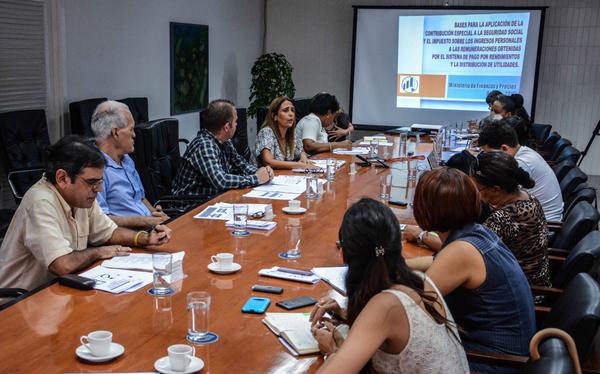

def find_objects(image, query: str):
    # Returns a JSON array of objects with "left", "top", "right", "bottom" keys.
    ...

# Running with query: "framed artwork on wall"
[{"left": 170, "top": 22, "right": 208, "bottom": 115}]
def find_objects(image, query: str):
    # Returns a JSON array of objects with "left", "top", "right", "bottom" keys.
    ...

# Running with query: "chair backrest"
[
  {"left": 541, "top": 132, "right": 561, "bottom": 153},
  {"left": 532, "top": 123, "right": 552, "bottom": 143},
  {"left": 132, "top": 118, "right": 181, "bottom": 204},
  {"left": 552, "top": 201, "right": 600, "bottom": 250},
  {"left": 552, "top": 231, "right": 600, "bottom": 288},
  {"left": 542, "top": 273, "right": 600, "bottom": 362},
  {"left": 256, "top": 106, "right": 269, "bottom": 134},
  {"left": 560, "top": 167, "right": 588, "bottom": 202},
  {"left": 523, "top": 337, "right": 576, "bottom": 374},
  {"left": 555, "top": 146, "right": 581, "bottom": 165},
  {"left": 0, "top": 109, "right": 51, "bottom": 200},
  {"left": 552, "top": 159, "right": 576, "bottom": 183},
  {"left": 549, "top": 138, "right": 572, "bottom": 161},
  {"left": 231, "top": 108, "right": 251, "bottom": 162},
  {"left": 69, "top": 97, "right": 107, "bottom": 137},
  {"left": 117, "top": 97, "right": 149, "bottom": 124},
  {"left": 563, "top": 184, "right": 597, "bottom": 218},
  {"left": 292, "top": 97, "right": 312, "bottom": 122}
]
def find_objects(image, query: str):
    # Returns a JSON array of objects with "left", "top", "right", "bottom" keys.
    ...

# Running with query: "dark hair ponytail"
[
  {"left": 475, "top": 151, "right": 535, "bottom": 192},
  {"left": 341, "top": 198, "right": 459, "bottom": 372}
]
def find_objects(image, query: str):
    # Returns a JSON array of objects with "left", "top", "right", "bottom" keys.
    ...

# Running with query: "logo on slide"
[{"left": 400, "top": 76, "right": 420, "bottom": 93}]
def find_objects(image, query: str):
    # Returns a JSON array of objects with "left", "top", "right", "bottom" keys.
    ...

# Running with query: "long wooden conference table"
[{"left": 0, "top": 143, "right": 431, "bottom": 373}]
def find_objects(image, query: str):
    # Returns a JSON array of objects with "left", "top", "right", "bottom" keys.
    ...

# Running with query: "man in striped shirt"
[{"left": 172, "top": 99, "right": 273, "bottom": 200}]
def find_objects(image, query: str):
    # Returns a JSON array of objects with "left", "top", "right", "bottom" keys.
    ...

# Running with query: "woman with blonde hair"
[{"left": 255, "top": 97, "right": 313, "bottom": 169}]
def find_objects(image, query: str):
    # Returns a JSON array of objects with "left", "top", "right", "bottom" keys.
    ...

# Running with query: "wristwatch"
[{"left": 417, "top": 230, "right": 428, "bottom": 246}]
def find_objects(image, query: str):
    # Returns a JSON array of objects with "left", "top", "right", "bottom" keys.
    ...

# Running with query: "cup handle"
[
  {"left": 210, "top": 256, "right": 217, "bottom": 264},
  {"left": 80, "top": 336, "right": 90, "bottom": 350}
]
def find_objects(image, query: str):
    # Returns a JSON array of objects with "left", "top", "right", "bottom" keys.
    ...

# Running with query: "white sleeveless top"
[{"left": 371, "top": 275, "right": 469, "bottom": 374}]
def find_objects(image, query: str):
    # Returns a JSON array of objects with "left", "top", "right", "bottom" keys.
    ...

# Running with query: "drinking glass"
[
  {"left": 305, "top": 173, "right": 320, "bottom": 198},
  {"left": 379, "top": 175, "right": 391, "bottom": 200},
  {"left": 152, "top": 252, "right": 173, "bottom": 295},
  {"left": 326, "top": 158, "right": 336, "bottom": 181},
  {"left": 369, "top": 139, "right": 378, "bottom": 158},
  {"left": 187, "top": 291, "right": 211, "bottom": 343},
  {"left": 285, "top": 224, "right": 302, "bottom": 259},
  {"left": 232, "top": 204, "right": 249, "bottom": 236},
  {"left": 398, "top": 133, "right": 407, "bottom": 157}
]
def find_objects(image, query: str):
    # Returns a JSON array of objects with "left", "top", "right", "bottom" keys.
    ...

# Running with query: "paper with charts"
[{"left": 193, "top": 202, "right": 269, "bottom": 220}]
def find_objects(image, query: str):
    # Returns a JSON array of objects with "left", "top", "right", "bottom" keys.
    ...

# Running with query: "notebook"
[
  {"left": 311, "top": 266, "right": 347, "bottom": 295},
  {"left": 262, "top": 312, "right": 320, "bottom": 356}
]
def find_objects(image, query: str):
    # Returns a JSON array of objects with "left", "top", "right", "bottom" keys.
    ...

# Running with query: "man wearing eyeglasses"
[
  {"left": 0, "top": 135, "right": 172, "bottom": 295},
  {"left": 91, "top": 100, "right": 168, "bottom": 228}
]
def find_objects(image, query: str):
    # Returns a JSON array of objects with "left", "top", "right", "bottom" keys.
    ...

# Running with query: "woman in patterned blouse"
[
  {"left": 255, "top": 97, "right": 314, "bottom": 169},
  {"left": 473, "top": 151, "right": 551, "bottom": 288}
]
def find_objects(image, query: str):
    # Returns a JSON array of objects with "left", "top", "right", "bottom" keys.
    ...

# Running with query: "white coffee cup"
[
  {"left": 168, "top": 344, "right": 195, "bottom": 371},
  {"left": 80, "top": 330, "right": 112, "bottom": 356},
  {"left": 288, "top": 200, "right": 301, "bottom": 210},
  {"left": 211, "top": 252, "right": 234, "bottom": 269}
]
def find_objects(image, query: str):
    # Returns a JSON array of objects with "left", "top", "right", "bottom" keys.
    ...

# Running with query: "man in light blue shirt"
[{"left": 92, "top": 100, "right": 168, "bottom": 228}]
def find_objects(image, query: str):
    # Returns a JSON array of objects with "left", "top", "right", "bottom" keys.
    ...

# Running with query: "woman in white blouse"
[{"left": 255, "top": 97, "right": 313, "bottom": 169}]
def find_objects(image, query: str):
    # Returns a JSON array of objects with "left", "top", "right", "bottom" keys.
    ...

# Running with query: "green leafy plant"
[{"left": 248, "top": 53, "right": 295, "bottom": 118}]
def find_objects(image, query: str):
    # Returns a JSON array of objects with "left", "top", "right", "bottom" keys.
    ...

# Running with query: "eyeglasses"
[
  {"left": 336, "top": 240, "right": 343, "bottom": 250},
  {"left": 79, "top": 177, "right": 103, "bottom": 191}
]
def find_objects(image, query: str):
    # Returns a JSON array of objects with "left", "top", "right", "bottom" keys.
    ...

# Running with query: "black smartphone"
[
  {"left": 276, "top": 296, "right": 318, "bottom": 310},
  {"left": 252, "top": 284, "right": 284, "bottom": 294},
  {"left": 389, "top": 199, "right": 409, "bottom": 207},
  {"left": 355, "top": 155, "right": 370, "bottom": 167},
  {"left": 58, "top": 274, "right": 96, "bottom": 290}
]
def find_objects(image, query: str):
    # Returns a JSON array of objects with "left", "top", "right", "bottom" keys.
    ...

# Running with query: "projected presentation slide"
[{"left": 396, "top": 12, "right": 530, "bottom": 111}]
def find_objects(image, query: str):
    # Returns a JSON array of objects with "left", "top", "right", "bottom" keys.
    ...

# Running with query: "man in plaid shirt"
[{"left": 172, "top": 99, "right": 273, "bottom": 200}]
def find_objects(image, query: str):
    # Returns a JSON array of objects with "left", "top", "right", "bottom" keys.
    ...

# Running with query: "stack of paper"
[
  {"left": 258, "top": 267, "right": 320, "bottom": 284},
  {"left": 102, "top": 252, "right": 185, "bottom": 271},
  {"left": 311, "top": 266, "right": 347, "bottom": 295},
  {"left": 263, "top": 312, "right": 320, "bottom": 355},
  {"left": 363, "top": 136, "right": 388, "bottom": 142},
  {"left": 193, "top": 203, "right": 269, "bottom": 220},
  {"left": 225, "top": 219, "right": 276, "bottom": 231},
  {"left": 245, "top": 175, "right": 326, "bottom": 201},
  {"left": 80, "top": 266, "right": 153, "bottom": 294},
  {"left": 291, "top": 159, "right": 346, "bottom": 173},
  {"left": 333, "top": 147, "right": 369, "bottom": 155}
]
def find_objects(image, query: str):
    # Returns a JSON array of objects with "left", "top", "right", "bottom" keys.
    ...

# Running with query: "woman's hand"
[
  {"left": 311, "top": 320, "right": 339, "bottom": 356},
  {"left": 310, "top": 297, "right": 343, "bottom": 325},
  {"left": 403, "top": 225, "right": 422, "bottom": 242}
]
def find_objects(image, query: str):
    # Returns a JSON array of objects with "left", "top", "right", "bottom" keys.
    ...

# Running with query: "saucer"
[
  {"left": 207, "top": 262, "right": 241, "bottom": 274},
  {"left": 282, "top": 207, "right": 307, "bottom": 215},
  {"left": 154, "top": 356, "right": 204, "bottom": 374},
  {"left": 75, "top": 342, "right": 124, "bottom": 362}
]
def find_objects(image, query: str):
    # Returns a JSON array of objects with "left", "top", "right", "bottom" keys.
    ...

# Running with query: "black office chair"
[
  {"left": 133, "top": 119, "right": 205, "bottom": 217},
  {"left": 467, "top": 273, "right": 600, "bottom": 371},
  {"left": 540, "top": 273, "right": 600, "bottom": 363},
  {"left": 523, "top": 329, "right": 579, "bottom": 374},
  {"left": 539, "top": 132, "right": 561, "bottom": 159},
  {"left": 117, "top": 97, "right": 149, "bottom": 124},
  {"left": 547, "top": 138, "right": 572, "bottom": 163},
  {"left": 232, "top": 108, "right": 252, "bottom": 162},
  {"left": 293, "top": 97, "right": 312, "bottom": 122},
  {"left": 550, "top": 201, "right": 599, "bottom": 253},
  {"left": 559, "top": 167, "right": 588, "bottom": 202},
  {"left": 0, "top": 209, "right": 15, "bottom": 238},
  {"left": 552, "top": 159, "right": 576, "bottom": 183},
  {"left": 0, "top": 109, "right": 50, "bottom": 203},
  {"left": 531, "top": 123, "right": 552, "bottom": 144},
  {"left": 563, "top": 184, "right": 596, "bottom": 219},
  {"left": 550, "top": 231, "right": 600, "bottom": 289},
  {"left": 256, "top": 106, "right": 269, "bottom": 134},
  {"left": 69, "top": 97, "right": 107, "bottom": 137},
  {"left": 554, "top": 146, "right": 581, "bottom": 165}
]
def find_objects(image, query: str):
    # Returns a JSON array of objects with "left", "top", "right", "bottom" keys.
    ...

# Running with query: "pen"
[
  {"left": 146, "top": 225, "right": 156, "bottom": 233},
  {"left": 278, "top": 267, "right": 313, "bottom": 276}
]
